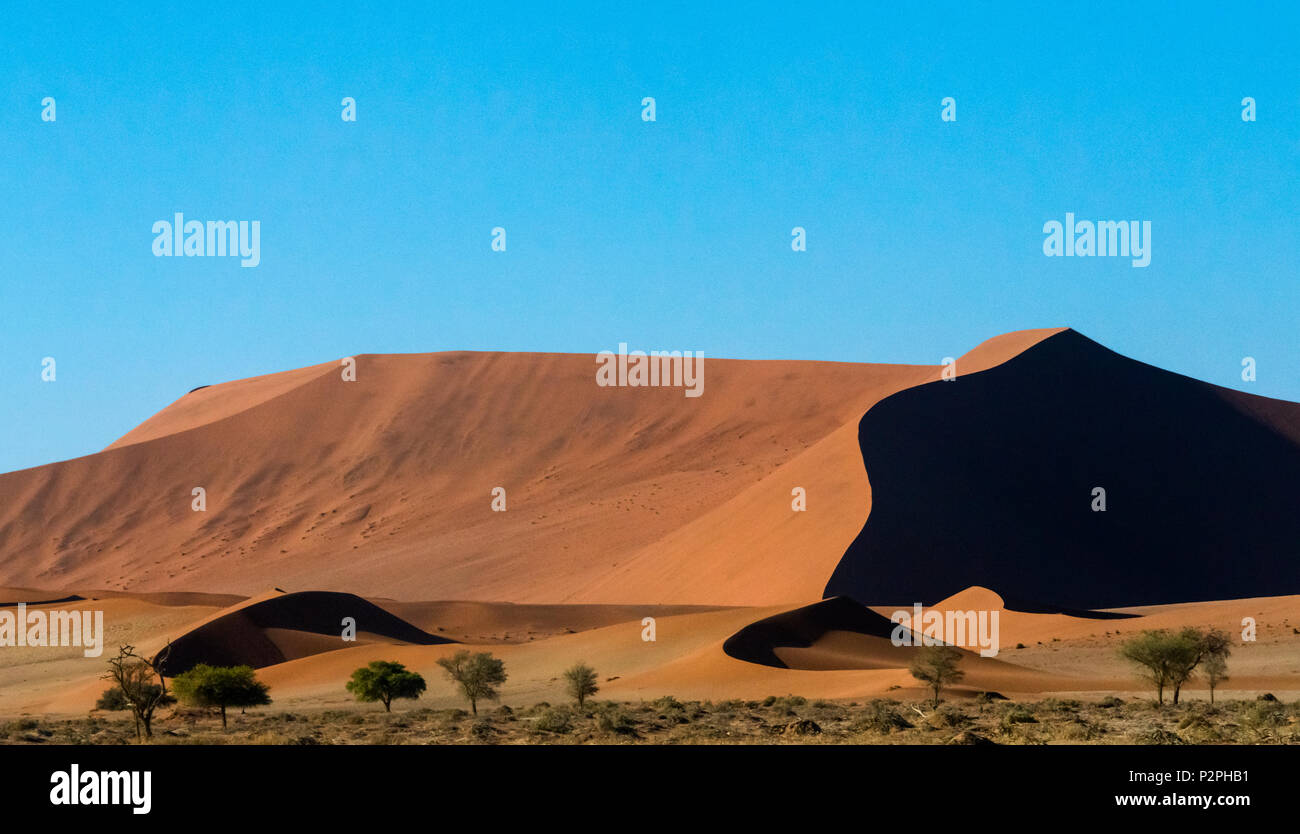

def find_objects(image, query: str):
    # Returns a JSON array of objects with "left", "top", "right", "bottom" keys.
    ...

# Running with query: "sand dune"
[
  {"left": 826, "top": 328, "right": 1300, "bottom": 608},
  {"left": 3, "top": 328, "right": 1298, "bottom": 719},
  {"left": 0, "top": 351, "right": 940, "bottom": 602},
  {"left": 155, "top": 590, "right": 451, "bottom": 675},
  {"left": 723, "top": 596, "right": 903, "bottom": 668},
  {"left": 0, "top": 330, "right": 1070, "bottom": 606}
]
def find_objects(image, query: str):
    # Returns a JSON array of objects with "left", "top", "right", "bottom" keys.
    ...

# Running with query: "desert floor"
[{"left": 2, "top": 584, "right": 1297, "bottom": 741}]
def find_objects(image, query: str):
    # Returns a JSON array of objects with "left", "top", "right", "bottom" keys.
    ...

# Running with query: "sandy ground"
[{"left": 1, "top": 586, "right": 1296, "bottom": 718}]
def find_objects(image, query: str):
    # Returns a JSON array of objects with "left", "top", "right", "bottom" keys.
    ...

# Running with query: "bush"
[
  {"left": 1057, "top": 717, "right": 1103, "bottom": 741},
  {"left": 95, "top": 688, "right": 131, "bottom": 711},
  {"left": 1135, "top": 727, "right": 1186, "bottom": 745},
  {"left": 761, "top": 695, "right": 806, "bottom": 715},
  {"left": 1000, "top": 708, "right": 1038, "bottom": 732},
  {"left": 597, "top": 706, "right": 638, "bottom": 736},
  {"left": 652, "top": 696, "right": 687, "bottom": 716},
  {"left": 1039, "top": 698, "right": 1081, "bottom": 713},
  {"left": 563, "top": 663, "right": 600, "bottom": 707},
  {"left": 851, "top": 700, "right": 911, "bottom": 734},
  {"left": 534, "top": 707, "right": 573, "bottom": 734},
  {"left": 1244, "top": 700, "right": 1288, "bottom": 729},
  {"left": 470, "top": 720, "right": 499, "bottom": 743}
]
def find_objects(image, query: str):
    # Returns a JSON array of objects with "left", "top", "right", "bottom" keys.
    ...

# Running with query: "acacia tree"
[
  {"left": 345, "top": 660, "right": 427, "bottom": 712},
  {"left": 1166, "top": 628, "right": 1210, "bottom": 705},
  {"left": 1119, "top": 630, "right": 1178, "bottom": 704},
  {"left": 1121, "top": 628, "right": 1230, "bottom": 705},
  {"left": 908, "top": 645, "right": 965, "bottom": 708},
  {"left": 437, "top": 650, "right": 507, "bottom": 715},
  {"left": 564, "top": 662, "right": 600, "bottom": 708},
  {"left": 1200, "top": 629, "right": 1231, "bottom": 704},
  {"left": 171, "top": 664, "right": 272, "bottom": 728},
  {"left": 102, "top": 644, "right": 174, "bottom": 741}
]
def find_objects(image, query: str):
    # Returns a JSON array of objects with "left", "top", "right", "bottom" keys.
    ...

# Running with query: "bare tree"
[{"left": 102, "top": 644, "right": 174, "bottom": 741}]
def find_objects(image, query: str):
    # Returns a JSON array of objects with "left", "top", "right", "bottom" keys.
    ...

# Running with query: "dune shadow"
[{"left": 825, "top": 329, "right": 1300, "bottom": 609}]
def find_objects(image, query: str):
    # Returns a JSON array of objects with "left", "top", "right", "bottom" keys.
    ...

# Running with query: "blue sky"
[{"left": 2, "top": 2, "right": 1297, "bottom": 473}]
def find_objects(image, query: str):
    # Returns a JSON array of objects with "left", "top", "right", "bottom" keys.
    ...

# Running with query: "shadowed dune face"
[
  {"left": 155, "top": 591, "right": 451, "bottom": 675},
  {"left": 722, "top": 596, "right": 905, "bottom": 669},
  {"left": 825, "top": 329, "right": 1300, "bottom": 609}
]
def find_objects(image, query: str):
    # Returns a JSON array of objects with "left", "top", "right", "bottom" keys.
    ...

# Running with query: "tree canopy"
[
  {"left": 346, "top": 660, "right": 427, "bottom": 712},
  {"left": 437, "top": 651, "right": 507, "bottom": 715},
  {"left": 171, "top": 664, "right": 272, "bottom": 728}
]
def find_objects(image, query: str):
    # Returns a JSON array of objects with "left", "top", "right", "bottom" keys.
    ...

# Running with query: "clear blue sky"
[{"left": 2, "top": 2, "right": 1297, "bottom": 474}]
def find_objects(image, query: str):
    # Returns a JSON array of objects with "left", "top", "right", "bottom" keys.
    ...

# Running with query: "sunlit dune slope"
[{"left": 0, "top": 350, "right": 943, "bottom": 603}]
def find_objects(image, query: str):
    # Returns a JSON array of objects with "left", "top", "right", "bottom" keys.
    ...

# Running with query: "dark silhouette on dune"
[
  {"left": 825, "top": 329, "right": 1300, "bottom": 609},
  {"left": 722, "top": 596, "right": 899, "bottom": 668},
  {"left": 156, "top": 590, "right": 453, "bottom": 675}
]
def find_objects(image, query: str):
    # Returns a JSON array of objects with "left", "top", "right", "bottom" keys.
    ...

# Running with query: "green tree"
[
  {"left": 1165, "top": 628, "right": 1210, "bottom": 705},
  {"left": 171, "top": 664, "right": 271, "bottom": 728},
  {"left": 103, "top": 644, "right": 175, "bottom": 741},
  {"left": 437, "top": 650, "right": 507, "bottom": 715},
  {"left": 908, "top": 645, "right": 965, "bottom": 707},
  {"left": 1120, "top": 628, "right": 1223, "bottom": 705},
  {"left": 1120, "top": 630, "right": 1175, "bottom": 704},
  {"left": 563, "top": 662, "right": 599, "bottom": 708},
  {"left": 345, "top": 661, "right": 427, "bottom": 712}
]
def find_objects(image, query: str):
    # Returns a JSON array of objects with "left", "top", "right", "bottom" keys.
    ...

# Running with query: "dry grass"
[{"left": 4, "top": 694, "right": 1299, "bottom": 745}]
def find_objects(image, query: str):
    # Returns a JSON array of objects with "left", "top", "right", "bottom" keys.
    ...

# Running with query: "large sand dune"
[
  {"left": 3, "top": 327, "right": 1298, "bottom": 719},
  {"left": 0, "top": 351, "right": 937, "bottom": 602},
  {"left": 826, "top": 329, "right": 1300, "bottom": 608},
  {"left": 0, "top": 329, "right": 1067, "bottom": 605}
]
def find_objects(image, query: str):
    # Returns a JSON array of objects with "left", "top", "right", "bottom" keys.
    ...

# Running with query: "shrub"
[
  {"left": 926, "top": 705, "right": 970, "bottom": 729},
  {"left": 470, "top": 720, "right": 499, "bottom": 743},
  {"left": 597, "top": 706, "right": 638, "bottom": 736},
  {"left": 851, "top": 700, "right": 911, "bottom": 734},
  {"left": 1058, "top": 719, "right": 1101, "bottom": 741},
  {"left": 1000, "top": 708, "right": 1038, "bottom": 732},
  {"left": 534, "top": 707, "right": 573, "bottom": 734},
  {"left": 94, "top": 688, "right": 131, "bottom": 711},
  {"left": 563, "top": 663, "right": 600, "bottom": 708},
  {"left": 1135, "top": 727, "right": 1186, "bottom": 745}
]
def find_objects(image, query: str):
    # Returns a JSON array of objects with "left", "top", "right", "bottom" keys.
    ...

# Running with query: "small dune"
[
  {"left": 155, "top": 590, "right": 452, "bottom": 675},
  {"left": 723, "top": 596, "right": 908, "bottom": 669}
]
